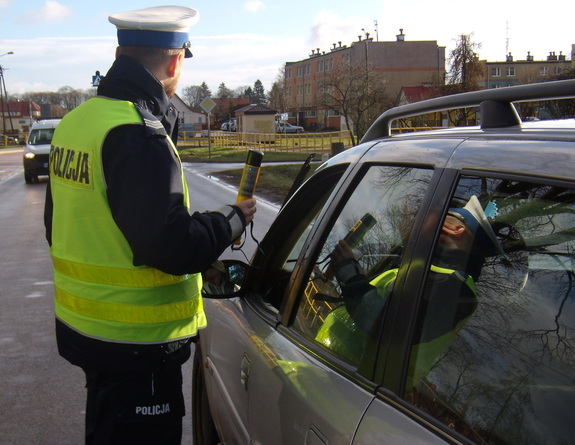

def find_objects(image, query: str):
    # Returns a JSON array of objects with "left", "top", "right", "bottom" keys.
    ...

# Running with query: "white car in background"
[
  {"left": 23, "top": 119, "right": 61, "bottom": 183},
  {"left": 276, "top": 121, "right": 304, "bottom": 133}
]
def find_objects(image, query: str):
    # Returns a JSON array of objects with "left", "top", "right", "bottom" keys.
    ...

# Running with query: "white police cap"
[
  {"left": 449, "top": 195, "right": 504, "bottom": 256},
  {"left": 109, "top": 6, "right": 199, "bottom": 58}
]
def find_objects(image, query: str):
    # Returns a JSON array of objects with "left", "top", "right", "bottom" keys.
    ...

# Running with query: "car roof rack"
[{"left": 361, "top": 79, "right": 575, "bottom": 143}]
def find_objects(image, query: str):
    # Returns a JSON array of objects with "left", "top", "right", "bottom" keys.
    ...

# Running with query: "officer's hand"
[{"left": 236, "top": 198, "right": 257, "bottom": 225}]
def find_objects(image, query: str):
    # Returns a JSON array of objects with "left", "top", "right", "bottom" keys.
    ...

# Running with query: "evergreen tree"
[
  {"left": 244, "top": 86, "right": 254, "bottom": 103},
  {"left": 253, "top": 79, "right": 266, "bottom": 104},
  {"left": 216, "top": 82, "right": 233, "bottom": 99}
]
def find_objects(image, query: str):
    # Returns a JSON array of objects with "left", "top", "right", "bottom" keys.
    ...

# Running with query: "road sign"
[
  {"left": 200, "top": 97, "right": 216, "bottom": 114},
  {"left": 92, "top": 71, "right": 102, "bottom": 87}
]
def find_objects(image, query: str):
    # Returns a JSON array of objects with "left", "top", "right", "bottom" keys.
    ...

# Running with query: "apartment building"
[
  {"left": 480, "top": 44, "right": 575, "bottom": 89},
  {"left": 283, "top": 30, "right": 446, "bottom": 131}
]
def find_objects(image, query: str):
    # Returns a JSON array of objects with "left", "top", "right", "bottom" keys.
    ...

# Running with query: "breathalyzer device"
[
  {"left": 236, "top": 149, "right": 263, "bottom": 202},
  {"left": 233, "top": 149, "right": 263, "bottom": 245},
  {"left": 343, "top": 213, "right": 376, "bottom": 248}
]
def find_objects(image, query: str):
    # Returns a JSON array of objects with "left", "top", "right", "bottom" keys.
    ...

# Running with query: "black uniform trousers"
[{"left": 83, "top": 361, "right": 186, "bottom": 445}]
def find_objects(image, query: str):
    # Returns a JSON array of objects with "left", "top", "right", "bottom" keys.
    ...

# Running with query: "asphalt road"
[{"left": 0, "top": 148, "right": 279, "bottom": 444}]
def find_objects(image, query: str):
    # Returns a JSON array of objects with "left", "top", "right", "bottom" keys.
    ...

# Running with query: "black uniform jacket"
[{"left": 44, "top": 55, "right": 246, "bottom": 372}]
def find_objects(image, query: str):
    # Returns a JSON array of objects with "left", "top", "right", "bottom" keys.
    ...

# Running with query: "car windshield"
[{"left": 28, "top": 129, "right": 55, "bottom": 145}]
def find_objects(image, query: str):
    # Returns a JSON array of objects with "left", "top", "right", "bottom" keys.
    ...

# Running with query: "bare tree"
[
  {"left": 444, "top": 34, "right": 484, "bottom": 126},
  {"left": 233, "top": 85, "right": 250, "bottom": 98},
  {"left": 181, "top": 82, "right": 211, "bottom": 109},
  {"left": 541, "top": 68, "right": 575, "bottom": 119},
  {"left": 319, "top": 62, "right": 391, "bottom": 145},
  {"left": 267, "top": 67, "right": 288, "bottom": 112},
  {"left": 16, "top": 87, "right": 94, "bottom": 112},
  {"left": 448, "top": 34, "right": 483, "bottom": 92}
]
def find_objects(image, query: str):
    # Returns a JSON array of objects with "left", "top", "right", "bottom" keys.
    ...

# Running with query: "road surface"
[{"left": 0, "top": 148, "right": 279, "bottom": 444}]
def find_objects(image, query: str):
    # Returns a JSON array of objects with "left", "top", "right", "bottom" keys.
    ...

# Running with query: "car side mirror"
[{"left": 201, "top": 260, "right": 248, "bottom": 298}]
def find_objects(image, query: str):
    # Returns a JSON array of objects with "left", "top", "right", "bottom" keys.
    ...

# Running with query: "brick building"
[{"left": 283, "top": 29, "right": 446, "bottom": 131}]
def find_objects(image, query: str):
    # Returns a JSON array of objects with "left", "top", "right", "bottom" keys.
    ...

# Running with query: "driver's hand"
[
  {"left": 330, "top": 240, "right": 355, "bottom": 266},
  {"left": 236, "top": 198, "right": 257, "bottom": 225}
]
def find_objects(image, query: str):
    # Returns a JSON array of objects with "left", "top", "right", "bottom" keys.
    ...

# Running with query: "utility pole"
[{"left": 0, "top": 51, "right": 15, "bottom": 137}]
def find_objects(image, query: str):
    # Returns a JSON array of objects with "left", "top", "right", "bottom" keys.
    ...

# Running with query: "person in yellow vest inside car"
[
  {"left": 43, "top": 6, "right": 256, "bottom": 444},
  {"left": 316, "top": 196, "right": 503, "bottom": 383}
]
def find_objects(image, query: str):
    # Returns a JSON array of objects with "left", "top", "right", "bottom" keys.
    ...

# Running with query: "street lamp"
[{"left": 0, "top": 51, "right": 14, "bottom": 58}]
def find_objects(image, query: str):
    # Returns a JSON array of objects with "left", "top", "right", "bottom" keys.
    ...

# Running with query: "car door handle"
[{"left": 240, "top": 353, "right": 251, "bottom": 390}]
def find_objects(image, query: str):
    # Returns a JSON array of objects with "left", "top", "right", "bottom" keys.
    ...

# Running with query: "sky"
[{"left": 0, "top": 0, "right": 573, "bottom": 97}]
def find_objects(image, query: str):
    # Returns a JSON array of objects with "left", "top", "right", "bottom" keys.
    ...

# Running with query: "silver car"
[
  {"left": 193, "top": 80, "right": 575, "bottom": 444},
  {"left": 277, "top": 122, "right": 304, "bottom": 133}
]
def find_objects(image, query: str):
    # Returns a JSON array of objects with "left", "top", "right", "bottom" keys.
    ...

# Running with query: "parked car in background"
[
  {"left": 193, "top": 80, "right": 575, "bottom": 445},
  {"left": 0, "top": 134, "right": 19, "bottom": 144},
  {"left": 23, "top": 119, "right": 60, "bottom": 183},
  {"left": 276, "top": 121, "right": 304, "bottom": 133},
  {"left": 220, "top": 119, "right": 237, "bottom": 132}
]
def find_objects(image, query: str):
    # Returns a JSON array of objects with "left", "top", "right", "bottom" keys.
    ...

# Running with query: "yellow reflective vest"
[
  {"left": 315, "top": 266, "right": 475, "bottom": 365},
  {"left": 49, "top": 97, "right": 206, "bottom": 344}
]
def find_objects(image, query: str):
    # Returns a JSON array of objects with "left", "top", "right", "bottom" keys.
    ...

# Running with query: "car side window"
[
  {"left": 252, "top": 165, "right": 346, "bottom": 310},
  {"left": 293, "top": 166, "right": 434, "bottom": 365},
  {"left": 406, "top": 176, "right": 575, "bottom": 444}
]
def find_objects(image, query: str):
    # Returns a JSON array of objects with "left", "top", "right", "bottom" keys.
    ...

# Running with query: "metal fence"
[
  {"left": 0, "top": 135, "right": 20, "bottom": 147},
  {"left": 178, "top": 130, "right": 353, "bottom": 152}
]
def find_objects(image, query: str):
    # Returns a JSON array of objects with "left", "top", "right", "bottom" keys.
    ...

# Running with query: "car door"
[
  {"left": 242, "top": 160, "right": 454, "bottom": 444},
  {"left": 199, "top": 161, "right": 351, "bottom": 444},
  {"left": 353, "top": 165, "right": 575, "bottom": 444}
]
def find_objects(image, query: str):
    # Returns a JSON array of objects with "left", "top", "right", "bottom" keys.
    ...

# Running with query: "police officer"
[{"left": 44, "top": 5, "right": 256, "bottom": 444}]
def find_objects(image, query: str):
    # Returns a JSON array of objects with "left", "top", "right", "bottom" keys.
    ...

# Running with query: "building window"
[
  {"left": 327, "top": 109, "right": 340, "bottom": 117},
  {"left": 555, "top": 66, "right": 562, "bottom": 75},
  {"left": 304, "top": 110, "right": 316, "bottom": 118},
  {"left": 540, "top": 66, "right": 549, "bottom": 76},
  {"left": 506, "top": 67, "right": 515, "bottom": 76},
  {"left": 297, "top": 64, "right": 310, "bottom": 78},
  {"left": 491, "top": 67, "right": 501, "bottom": 77},
  {"left": 324, "top": 58, "right": 334, "bottom": 72}
]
